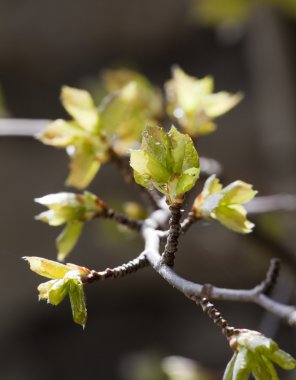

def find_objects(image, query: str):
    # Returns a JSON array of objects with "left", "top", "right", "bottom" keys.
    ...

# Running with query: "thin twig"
[
  {"left": 180, "top": 211, "right": 198, "bottom": 234},
  {"left": 104, "top": 208, "right": 143, "bottom": 232},
  {"left": 81, "top": 253, "right": 149, "bottom": 284},
  {"left": 190, "top": 295, "right": 239, "bottom": 339},
  {"left": 254, "top": 258, "right": 281, "bottom": 296}
]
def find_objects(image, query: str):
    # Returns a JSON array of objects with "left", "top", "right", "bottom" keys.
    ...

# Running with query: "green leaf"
[
  {"left": 193, "top": 176, "right": 256, "bottom": 233},
  {"left": 47, "top": 278, "right": 69, "bottom": 306},
  {"left": 165, "top": 67, "right": 241, "bottom": 136},
  {"left": 220, "top": 180, "right": 258, "bottom": 205},
  {"left": 271, "top": 349, "right": 296, "bottom": 370},
  {"left": 23, "top": 256, "right": 71, "bottom": 279},
  {"left": 24, "top": 257, "right": 88, "bottom": 327},
  {"left": 215, "top": 204, "right": 255, "bottom": 233},
  {"left": 203, "top": 91, "right": 243, "bottom": 118},
  {"left": 130, "top": 125, "right": 199, "bottom": 204},
  {"left": 66, "top": 141, "right": 102, "bottom": 189},
  {"left": 37, "top": 280, "right": 57, "bottom": 301},
  {"left": 228, "top": 330, "right": 296, "bottom": 380},
  {"left": 232, "top": 348, "right": 251, "bottom": 380},
  {"left": 56, "top": 221, "right": 84, "bottom": 262},
  {"left": 261, "top": 356, "right": 279, "bottom": 380},
  {"left": 250, "top": 352, "right": 278, "bottom": 380},
  {"left": 175, "top": 167, "right": 200, "bottom": 195},
  {"left": 223, "top": 352, "right": 237, "bottom": 380},
  {"left": 101, "top": 68, "right": 163, "bottom": 118},
  {"left": 37, "top": 119, "right": 86, "bottom": 147},
  {"left": 61, "top": 86, "right": 99, "bottom": 132},
  {"left": 35, "top": 191, "right": 105, "bottom": 259},
  {"left": 35, "top": 191, "right": 105, "bottom": 226},
  {"left": 68, "top": 274, "right": 87, "bottom": 328}
]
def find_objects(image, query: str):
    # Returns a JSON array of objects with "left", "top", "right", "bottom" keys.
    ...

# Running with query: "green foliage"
[
  {"left": 193, "top": 175, "right": 257, "bottom": 233},
  {"left": 130, "top": 125, "right": 200, "bottom": 204},
  {"left": 23, "top": 257, "right": 89, "bottom": 327},
  {"left": 35, "top": 191, "right": 105, "bottom": 260},
  {"left": 192, "top": 0, "right": 296, "bottom": 27},
  {"left": 165, "top": 67, "right": 242, "bottom": 136},
  {"left": 38, "top": 67, "right": 240, "bottom": 189},
  {"left": 224, "top": 330, "right": 296, "bottom": 379},
  {"left": 38, "top": 70, "right": 163, "bottom": 189}
]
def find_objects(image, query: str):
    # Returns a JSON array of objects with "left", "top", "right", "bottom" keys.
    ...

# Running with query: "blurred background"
[{"left": 0, "top": 0, "right": 296, "bottom": 379}]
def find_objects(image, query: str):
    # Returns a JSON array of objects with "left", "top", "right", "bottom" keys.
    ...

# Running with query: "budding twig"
[
  {"left": 190, "top": 295, "right": 239, "bottom": 339},
  {"left": 81, "top": 253, "right": 149, "bottom": 284}
]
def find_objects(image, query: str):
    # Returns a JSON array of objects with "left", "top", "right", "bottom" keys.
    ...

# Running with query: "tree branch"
[
  {"left": 81, "top": 252, "right": 149, "bottom": 284},
  {"left": 253, "top": 258, "right": 281, "bottom": 296},
  {"left": 142, "top": 209, "right": 296, "bottom": 327},
  {"left": 103, "top": 208, "right": 143, "bottom": 232},
  {"left": 180, "top": 211, "right": 199, "bottom": 234},
  {"left": 246, "top": 194, "right": 296, "bottom": 214},
  {"left": 161, "top": 204, "right": 182, "bottom": 266}
]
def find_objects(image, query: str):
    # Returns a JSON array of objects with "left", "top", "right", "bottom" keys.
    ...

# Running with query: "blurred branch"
[
  {"left": 0, "top": 118, "right": 49, "bottom": 136},
  {"left": 246, "top": 194, "right": 296, "bottom": 214}
]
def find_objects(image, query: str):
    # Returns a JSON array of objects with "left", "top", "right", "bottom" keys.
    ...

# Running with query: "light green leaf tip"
[
  {"left": 130, "top": 125, "right": 199, "bottom": 204},
  {"left": 193, "top": 174, "right": 257, "bottom": 233}
]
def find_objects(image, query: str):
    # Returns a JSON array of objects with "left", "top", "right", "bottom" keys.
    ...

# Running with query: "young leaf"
[
  {"left": 56, "top": 221, "right": 84, "bottom": 262},
  {"left": 101, "top": 67, "right": 163, "bottom": 118},
  {"left": 35, "top": 191, "right": 105, "bottom": 226},
  {"left": 130, "top": 125, "right": 199, "bottom": 204},
  {"left": 23, "top": 257, "right": 72, "bottom": 279},
  {"left": 165, "top": 67, "right": 242, "bottom": 136},
  {"left": 61, "top": 86, "right": 99, "bottom": 133},
  {"left": 232, "top": 348, "right": 251, "bottom": 380},
  {"left": 37, "top": 86, "right": 109, "bottom": 189},
  {"left": 223, "top": 352, "right": 237, "bottom": 380},
  {"left": 24, "top": 257, "right": 88, "bottom": 327},
  {"left": 35, "top": 191, "right": 105, "bottom": 259},
  {"left": 224, "top": 330, "right": 296, "bottom": 380},
  {"left": 193, "top": 175, "right": 256, "bottom": 233},
  {"left": 65, "top": 141, "right": 102, "bottom": 189},
  {"left": 68, "top": 273, "right": 87, "bottom": 328}
]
